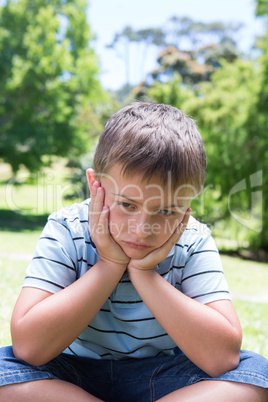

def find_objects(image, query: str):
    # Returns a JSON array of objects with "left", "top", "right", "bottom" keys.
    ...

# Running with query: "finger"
[
  {"left": 129, "top": 209, "right": 192, "bottom": 271},
  {"left": 97, "top": 205, "right": 110, "bottom": 242},
  {"left": 166, "top": 208, "right": 192, "bottom": 247},
  {"left": 161, "top": 210, "right": 191, "bottom": 251},
  {"left": 180, "top": 207, "right": 192, "bottom": 231},
  {"left": 89, "top": 186, "right": 104, "bottom": 232},
  {"left": 143, "top": 226, "right": 180, "bottom": 267},
  {"left": 94, "top": 206, "right": 120, "bottom": 255},
  {"left": 92, "top": 186, "right": 104, "bottom": 216},
  {"left": 89, "top": 180, "right": 100, "bottom": 213}
]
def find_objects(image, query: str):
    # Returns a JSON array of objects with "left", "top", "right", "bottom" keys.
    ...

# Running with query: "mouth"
[{"left": 123, "top": 241, "right": 152, "bottom": 250}]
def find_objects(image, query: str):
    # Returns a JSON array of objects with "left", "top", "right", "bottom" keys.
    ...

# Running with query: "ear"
[{"left": 86, "top": 168, "right": 96, "bottom": 191}]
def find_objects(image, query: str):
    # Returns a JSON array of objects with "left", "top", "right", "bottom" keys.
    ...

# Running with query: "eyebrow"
[{"left": 112, "top": 193, "right": 185, "bottom": 209}]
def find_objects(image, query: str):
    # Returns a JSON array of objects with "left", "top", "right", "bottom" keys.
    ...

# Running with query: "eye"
[
  {"left": 117, "top": 201, "right": 140, "bottom": 214},
  {"left": 118, "top": 201, "right": 132, "bottom": 208},
  {"left": 158, "top": 209, "right": 174, "bottom": 216}
]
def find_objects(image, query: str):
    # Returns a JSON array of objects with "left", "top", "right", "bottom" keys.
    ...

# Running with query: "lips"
[{"left": 123, "top": 241, "right": 152, "bottom": 250}]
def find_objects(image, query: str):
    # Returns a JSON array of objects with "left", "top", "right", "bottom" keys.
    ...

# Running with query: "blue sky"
[{"left": 88, "top": 0, "right": 265, "bottom": 90}]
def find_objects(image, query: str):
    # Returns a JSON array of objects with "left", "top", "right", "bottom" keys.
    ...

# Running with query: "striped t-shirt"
[{"left": 23, "top": 199, "right": 231, "bottom": 360}]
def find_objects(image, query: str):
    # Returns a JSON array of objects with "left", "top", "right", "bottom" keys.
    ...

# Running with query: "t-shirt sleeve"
[
  {"left": 23, "top": 215, "right": 78, "bottom": 294},
  {"left": 179, "top": 226, "right": 231, "bottom": 304}
]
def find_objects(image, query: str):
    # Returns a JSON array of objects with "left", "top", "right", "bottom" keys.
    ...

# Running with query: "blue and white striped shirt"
[{"left": 23, "top": 199, "right": 230, "bottom": 360}]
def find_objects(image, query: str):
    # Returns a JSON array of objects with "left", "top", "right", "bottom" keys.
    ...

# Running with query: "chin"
[{"left": 123, "top": 247, "right": 152, "bottom": 260}]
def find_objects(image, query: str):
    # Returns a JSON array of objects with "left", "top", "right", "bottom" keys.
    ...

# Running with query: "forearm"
[
  {"left": 12, "top": 260, "right": 126, "bottom": 366},
  {"left": 128, "top": 268, "right": 242, "bottom": 377}
]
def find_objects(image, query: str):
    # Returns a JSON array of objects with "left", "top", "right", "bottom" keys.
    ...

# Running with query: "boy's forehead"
[{"left": 102, "top": 164, "right": 194, "bottom": 202}]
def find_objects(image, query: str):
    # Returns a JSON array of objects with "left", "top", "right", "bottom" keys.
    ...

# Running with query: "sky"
[{"left": 87, "top": 0, "right": 265, "bottom": 90}]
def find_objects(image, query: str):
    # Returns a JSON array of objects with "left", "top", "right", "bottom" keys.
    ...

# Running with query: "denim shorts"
[{"left": 0, "top": 347, "right": 267, "bottom": 401}]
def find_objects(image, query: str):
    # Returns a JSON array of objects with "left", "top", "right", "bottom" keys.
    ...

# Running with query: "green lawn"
[
  {"left": 0, "top": 162, "right": 267, "bottom": 358},
  {"left": 222, "top": 254, "right": 268, "bottom": 301},
  {"left": 222, "top": 255, "right": 268, "bottom": 358}
]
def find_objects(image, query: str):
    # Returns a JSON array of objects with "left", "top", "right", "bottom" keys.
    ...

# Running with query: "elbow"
[
  {"left": 12, "top": 326, "right": 49, "bottom": 367},
  {"left": 206, "top": 329, "right": 242, "bottom": 377},
  {"left": 12, "top": 340, "right": 49, "bottom": 367},
  {"left": 205, "top": 349, "right": 241, "bottom": 378},
  {"left": 13, "top": 345, "right": 42, "bottom": 367}
]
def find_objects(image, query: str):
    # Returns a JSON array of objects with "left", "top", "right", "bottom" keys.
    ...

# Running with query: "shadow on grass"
[{"left": 0, "top": 209, "right": 48, "bottom": 232}]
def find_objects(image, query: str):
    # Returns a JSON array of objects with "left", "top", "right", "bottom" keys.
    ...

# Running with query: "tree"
[
  {"left": 0, "top": 0, "right": 104, "bottom": 173},
  {"left": 166, "top": 16, "right": 242, "bottom": 53},
  {"left": 251, "top": 0, "right": 268, "bottom": 249},
  {"left": 147, "top": 73, "right": 195, "bottom": 108},
  {"left": 255, "top": 0, "right": 268, "bottom": 16},
  {"left": 130, "top": 17, "right": 242, "bottom": 99},
  {"left": 185, "top": 60, "right": 261, "bottom": 196},
  {"left": 106, "top": 26, "right": 138, "bottom": 90},
  {"left": 107, "top": 26, "right": 166, "bottom": 91},
  {"left": 154, "top": 46, "right": 214, "bottom": 85}
]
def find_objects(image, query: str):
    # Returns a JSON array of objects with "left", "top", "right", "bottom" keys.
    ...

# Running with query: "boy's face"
[{"left": 99, "top": 164, "right": 192, "bottom": 260}]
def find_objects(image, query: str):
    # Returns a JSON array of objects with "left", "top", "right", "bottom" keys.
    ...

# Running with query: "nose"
[{"left": 129, "top": 212, "right": 153, "bottom": 239}]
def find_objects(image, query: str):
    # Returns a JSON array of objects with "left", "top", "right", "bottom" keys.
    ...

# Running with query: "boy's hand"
[
  {"left": 88, "top": 173, "right": 130, "bottom": 268},
  {"left": 128, "top": 209, "right": 191, "bottom": 273}
]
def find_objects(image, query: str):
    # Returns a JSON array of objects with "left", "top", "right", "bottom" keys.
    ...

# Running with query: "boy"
[{"left": 0, "top": 102, "right": 267, "bottom": 401}]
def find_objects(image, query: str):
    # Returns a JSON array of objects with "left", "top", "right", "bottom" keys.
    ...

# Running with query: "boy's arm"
[
  {"left": 12, "top": 258, "right": 126, "bottom": 366},
  {"left": 127, "top": 217, "right": 242, "bottom": 378},
  {"left": 11, "top": 183, "right": 128, "bottom": 367},
  {"left": 128, "top": 269, "right": 242, "bottom": 377}
]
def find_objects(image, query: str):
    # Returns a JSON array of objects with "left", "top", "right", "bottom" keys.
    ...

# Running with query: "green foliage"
[
  {"left": 147, "top": 74, "right": 194, "bottom": 107},
  {"left": 0, "top": 0, "right": 104, "bottom": 173},
  {"left": 66, "top": 98, "right": 120, "bottom": 199},
  {"left": 185, "top": 60, "right": 261, "bottom": 191},
  {"left": 249, "top": 30, "right": 268, "bottom": 249},
  {"left": 255, "top": 0, "right": 268, "bottom": 16}
]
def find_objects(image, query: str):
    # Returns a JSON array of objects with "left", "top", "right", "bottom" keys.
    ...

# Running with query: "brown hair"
[{"left": 93, "top": 102, "right": 206, "bottom": 194}]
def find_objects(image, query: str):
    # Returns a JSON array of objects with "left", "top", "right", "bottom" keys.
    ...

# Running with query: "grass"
[
  {"left": 222, "top": 255, "right": 268, "bottom": 358},
  {"left": 222, "top": 255, "right": 268, "bottom": 300},
  {"left": 0, "top": 161, "right": 267, "bottom": 358},
  {"left": 232, "top": 300, "right": 267, "bottom": 357},
  {"left": 0, "top": 257, "right": 28, "bottom": 346}
]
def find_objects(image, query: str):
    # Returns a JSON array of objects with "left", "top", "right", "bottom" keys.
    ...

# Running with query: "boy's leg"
[
  {"left": 118, "top": 350, "right": 267, "bottom": 402},
  {"left": 150, "top": 350, "right": 268, "bottom": 402},
  {"left": 156, "top": 381, "right": 268, "bottom": 402},
  {"left": 0, "top": 346, "right": 109, "bottom": 400},
  {"left": 0, "top": 379, "right": 103, "bottom": 402}
]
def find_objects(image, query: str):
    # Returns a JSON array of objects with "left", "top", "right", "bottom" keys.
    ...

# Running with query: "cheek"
[
  {"left": 155, "top": 216, "right": 182, "bottom": 241},
  {"left": 108, "top": 207, "right": 128, "bottom": 239}
]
